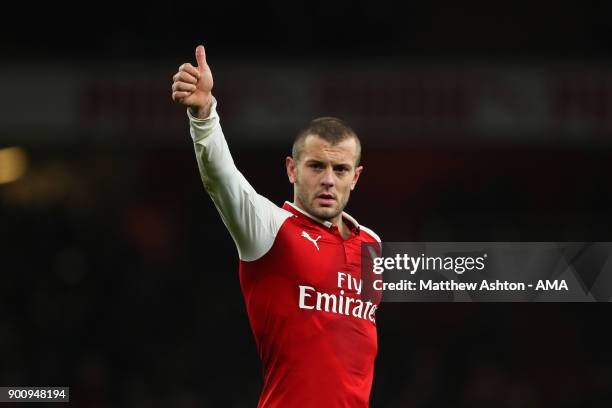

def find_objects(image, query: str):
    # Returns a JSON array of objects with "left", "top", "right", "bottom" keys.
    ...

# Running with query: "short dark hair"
[{"left": 292, "top": 117, "right": 361, "bottom": 165}]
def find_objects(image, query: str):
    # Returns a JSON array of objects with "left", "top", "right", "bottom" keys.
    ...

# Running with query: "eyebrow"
[{"left": 305, "top": 159, "right": 352, "bottom": 169}]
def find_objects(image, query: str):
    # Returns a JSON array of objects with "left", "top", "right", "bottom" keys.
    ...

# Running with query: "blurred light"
[{"left": 0, "top": 147, "right": 28, "bottom": 184}]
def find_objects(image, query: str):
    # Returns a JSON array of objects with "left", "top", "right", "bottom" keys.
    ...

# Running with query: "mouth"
[{"left": 316, "top": 193, "right": 336, "bottom": 206}]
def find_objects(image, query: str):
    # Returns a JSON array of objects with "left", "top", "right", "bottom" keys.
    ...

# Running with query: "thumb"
[{"left": 195, "top": 45, "right": 207, "bottom": 70}]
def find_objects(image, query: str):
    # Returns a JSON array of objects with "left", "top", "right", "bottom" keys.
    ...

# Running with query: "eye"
[
  {"left": 309, "top": 163, "right": 324, "bottom": 170},
  {"left": 334, "top": 166, "right": 349, "bottom": 173}
]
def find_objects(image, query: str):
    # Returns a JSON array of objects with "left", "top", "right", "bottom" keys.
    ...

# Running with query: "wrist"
[{"left": 191, "top": 95, "right": 214, "bottom": 119}]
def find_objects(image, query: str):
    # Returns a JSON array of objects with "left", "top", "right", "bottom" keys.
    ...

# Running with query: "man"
[{"left": 172, "top": 44, "right": 381, "bottom": 407}]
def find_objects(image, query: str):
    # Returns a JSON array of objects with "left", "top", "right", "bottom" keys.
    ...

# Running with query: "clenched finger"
[
  {"left": 178, "top": 63, "right": 200, "bottom": 79},
  {"left": 172, "top": 82, "right": 197, "bottom": 92},
  {"left": 173, "top": 71, "right": 198, "bottom": 85},
  {"left": 172, "top": 91, "right": 191, "bottom": 101}
]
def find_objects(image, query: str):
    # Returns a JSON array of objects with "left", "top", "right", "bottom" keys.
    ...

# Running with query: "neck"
[{"left": 291, "top": 199, "right": 350, "bottom": 238}]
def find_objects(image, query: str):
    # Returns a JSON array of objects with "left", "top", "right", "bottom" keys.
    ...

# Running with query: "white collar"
[{"left": 284, "top": 201, "right": 360, "bottom": 231}]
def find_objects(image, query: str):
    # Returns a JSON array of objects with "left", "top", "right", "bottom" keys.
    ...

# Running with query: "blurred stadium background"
[{"left": 1, "top": 2, "right": 612, "bottom": 407}]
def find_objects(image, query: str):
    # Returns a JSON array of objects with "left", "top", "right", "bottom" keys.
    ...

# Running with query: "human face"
[{"left": 286, "top": 134, "right": 363, "bottom": 223}]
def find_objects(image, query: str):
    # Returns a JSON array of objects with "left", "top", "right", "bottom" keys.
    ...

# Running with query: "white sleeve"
[{"left": 187, "top": 97, "right": 292, "bottom": 262}]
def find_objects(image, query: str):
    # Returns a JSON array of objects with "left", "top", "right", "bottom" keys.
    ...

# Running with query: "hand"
[{"left": 172, "top": 44, "right": 214, "bottom": 118}]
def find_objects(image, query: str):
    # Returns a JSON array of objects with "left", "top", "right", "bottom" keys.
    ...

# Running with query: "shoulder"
[
  {"left": 234, "top": 202, "right": 294, "bottom": 263},
  {"left": 359, "top": 224, "right": 381, "bottom": 243}
]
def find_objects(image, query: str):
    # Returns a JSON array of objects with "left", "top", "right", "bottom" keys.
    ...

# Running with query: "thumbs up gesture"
[{"left": 172, "top": 44, "right": 214, "bottom": 118}]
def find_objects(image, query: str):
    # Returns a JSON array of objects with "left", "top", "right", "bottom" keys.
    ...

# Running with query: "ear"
[
  {"left": 286, "top": 156, "right": 297, "bottom": 184},
  {"left": 351, "top": 165, "right": 363, "bottom": 191}
]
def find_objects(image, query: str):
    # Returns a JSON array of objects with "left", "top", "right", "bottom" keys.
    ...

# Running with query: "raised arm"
[{"left": 171, "top": 45, "right": 291, "bottom": 262}]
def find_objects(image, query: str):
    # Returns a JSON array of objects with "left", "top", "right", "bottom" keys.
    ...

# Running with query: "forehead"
[{"left": 300, "top": 134, "right": 358, "bottom": 164}]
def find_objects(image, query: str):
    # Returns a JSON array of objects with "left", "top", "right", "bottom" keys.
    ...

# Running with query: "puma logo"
[{"left": 301, "top": 231, "right": 321, "bottom": 251}]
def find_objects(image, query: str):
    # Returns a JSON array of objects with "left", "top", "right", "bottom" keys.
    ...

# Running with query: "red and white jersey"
[{"left": 189, "top": 99, "right": 382, "bottom": 408}]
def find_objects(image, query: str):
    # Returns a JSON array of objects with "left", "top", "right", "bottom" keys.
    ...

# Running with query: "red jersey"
[{"left": 188, "top": 99, "right": 381, "bottom": 407}]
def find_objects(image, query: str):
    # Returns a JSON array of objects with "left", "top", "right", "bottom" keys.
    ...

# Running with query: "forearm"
[{"left": 188, "top": 96, "right": 232, "bottom": 187}]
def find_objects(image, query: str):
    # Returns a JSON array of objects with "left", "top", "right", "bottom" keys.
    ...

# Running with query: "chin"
[{"left": 312, "top": 206, "right": 340, "bottom": 221}]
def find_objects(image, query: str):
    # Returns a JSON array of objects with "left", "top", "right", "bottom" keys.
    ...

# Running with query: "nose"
[{"left": 321, "top": 167, "right": 335, "bottom": 187}]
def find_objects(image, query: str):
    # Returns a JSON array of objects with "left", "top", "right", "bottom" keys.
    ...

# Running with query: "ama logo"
[{"left": 535, "top": 280, "right": 568, "bottom": 290}]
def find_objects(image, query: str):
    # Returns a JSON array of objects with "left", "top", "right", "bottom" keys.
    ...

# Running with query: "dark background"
[{"left": 1, "top": 2, "right": 612, "bottom": 407}]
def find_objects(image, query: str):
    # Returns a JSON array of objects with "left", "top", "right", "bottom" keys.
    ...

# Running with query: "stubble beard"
[{"left": 296, "top": 187, "right": 348, "bottom": 222}]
